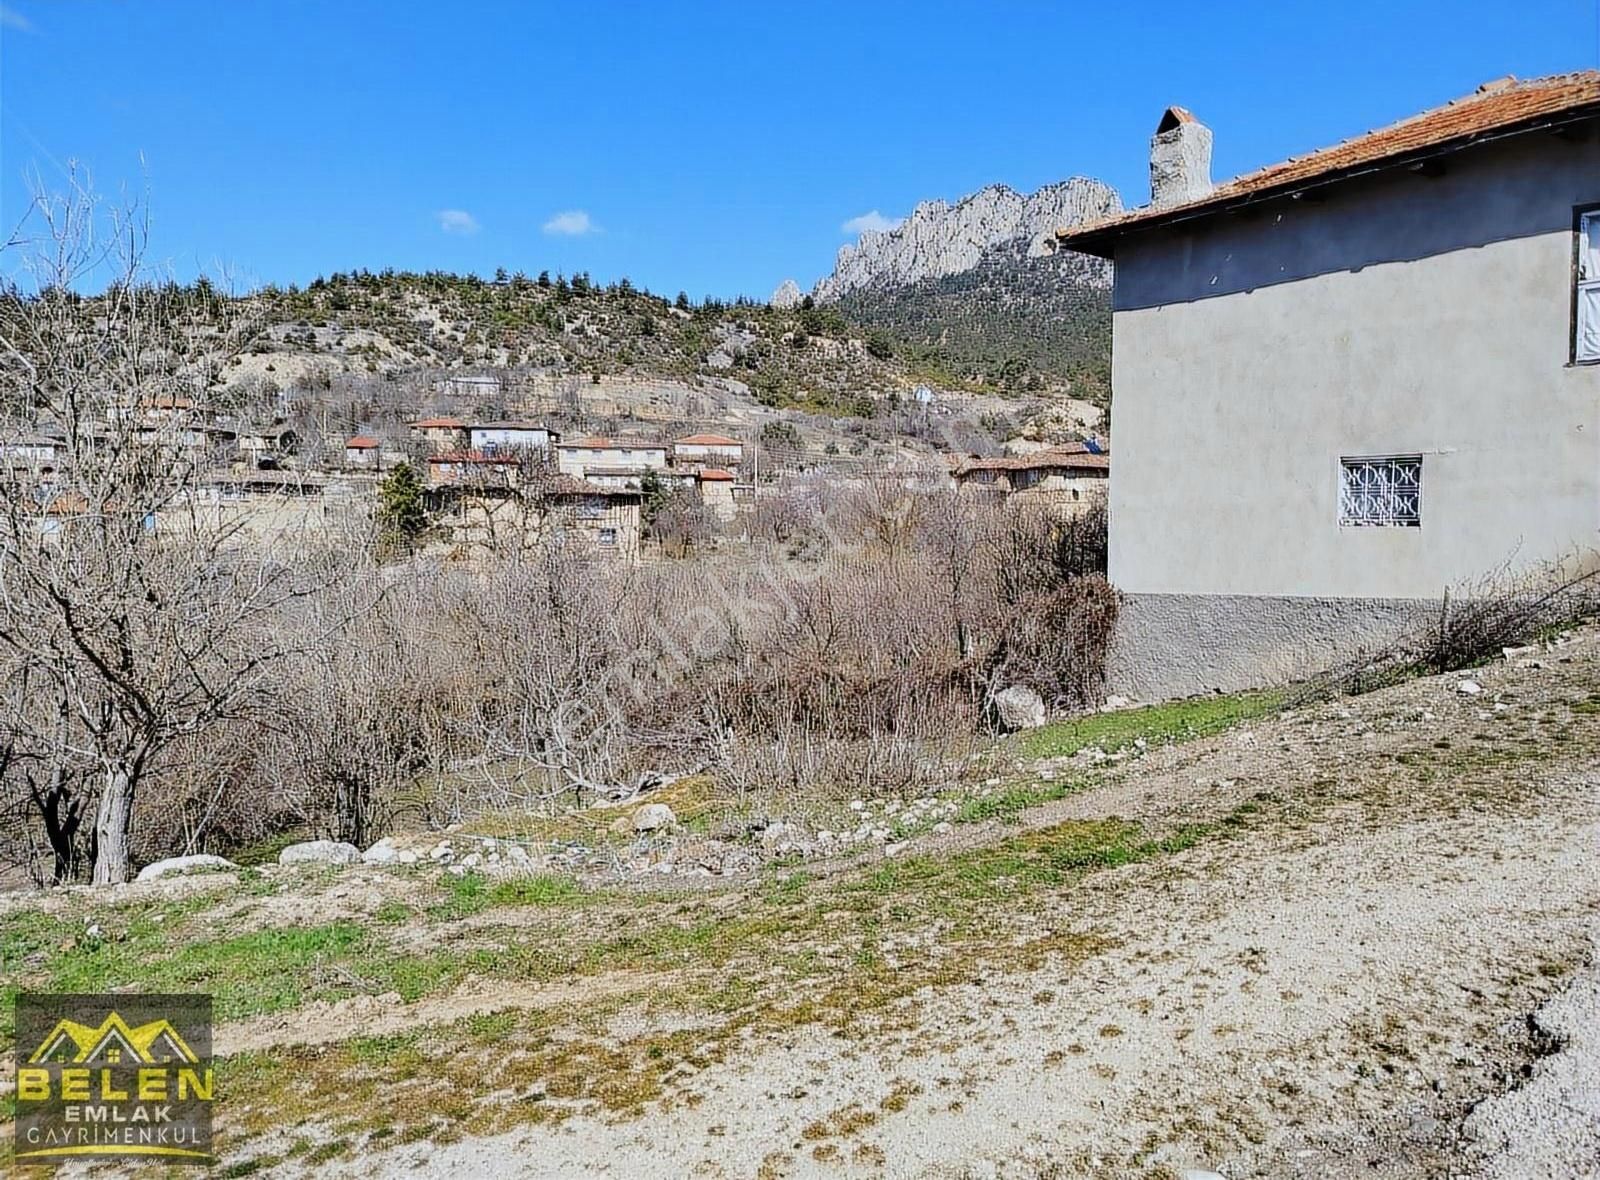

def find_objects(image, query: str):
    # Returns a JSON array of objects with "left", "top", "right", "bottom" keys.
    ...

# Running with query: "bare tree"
[{"left": 0, "top": 173, "right": 351, "bottom": 882}]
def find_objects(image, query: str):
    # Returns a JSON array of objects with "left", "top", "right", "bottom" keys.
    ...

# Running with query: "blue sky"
[{"left": 1, "top": 0, "right": 1595, "bottom": 298}]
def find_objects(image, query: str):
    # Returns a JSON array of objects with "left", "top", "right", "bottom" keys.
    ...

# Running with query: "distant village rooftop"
[
  {"left": 1058, "top": 71, "right": 1600, "bottom": 256},
  {"left": 675, "top": 433, "right": 742, "bottom": 446},
  {"left": 563, "top": 437, "right": 664, "bottom": 450}
]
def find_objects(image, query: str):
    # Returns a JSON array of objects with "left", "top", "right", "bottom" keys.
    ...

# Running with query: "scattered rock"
[
  {"left": 1457, "top": 680, "right": 1483, "bottom": 696},
  {"left": 279, "top": 840, "right": 363, "bottom": 867},
  {"left": 633, "top": 803, "right": 677, "bottom": 833},
  {"left": 362, "top": 838, "right": 400, "bottom": 865},
  {"left": 135, "top": 854, "right": 237, "bottom": 882},
  {"left": 994, "top": 685, "right": 1047, "bottom": 731}
]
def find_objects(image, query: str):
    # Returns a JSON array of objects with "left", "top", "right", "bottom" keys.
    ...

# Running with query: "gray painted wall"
[
  {"left": 1108, "top": 127, "right": 1600, "bottom": 603},
  {"left": 1108, "top": 592, "right": 1439, "bottom": 700}
]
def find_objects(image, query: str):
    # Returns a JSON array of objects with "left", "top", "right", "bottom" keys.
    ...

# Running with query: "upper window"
[
  {"left": 1579, "top": 210, "right": 1600, "bottom": 364},
  {"left": 1340, "top": 455, "right": 1421, "bottom": 528}
]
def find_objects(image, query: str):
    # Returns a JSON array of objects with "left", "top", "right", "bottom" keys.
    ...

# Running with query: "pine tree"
[{"left": 376, "top": 463, "right": 428, "bottom": 554}]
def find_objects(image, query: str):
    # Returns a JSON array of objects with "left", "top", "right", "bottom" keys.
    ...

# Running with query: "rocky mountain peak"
[
  {"left": 770, "top": 278, "right": 804, "bottom": 309},
  {"left": 813, "top": 177, "right": 1120, "bottom": 301}
]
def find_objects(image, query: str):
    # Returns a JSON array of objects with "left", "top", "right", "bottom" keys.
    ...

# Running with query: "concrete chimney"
[{"left": 1149, "top": 106, "right": 1213, "bottom": 208}]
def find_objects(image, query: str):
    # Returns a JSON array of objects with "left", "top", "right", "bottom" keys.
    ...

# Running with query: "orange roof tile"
[
  {"left": 675, "top": 433, "right": 742, "bottom": 446},
  {"left": 698, "top": 468, "right": 736, "bottom": 481},
  {"left": 346, "top": 435, "right": 378, "bottom": 448},
  {"left": 1059, "top": 72, "right": 1600, "bottom": 255}
]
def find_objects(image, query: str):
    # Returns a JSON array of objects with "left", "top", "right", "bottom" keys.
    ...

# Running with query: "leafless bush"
[
  {"left": 989, "top": 577, "right": 1120, "bottom": 712},
  {"left": 1296, "top": 557, "right": 1600, "bottom": 702}
]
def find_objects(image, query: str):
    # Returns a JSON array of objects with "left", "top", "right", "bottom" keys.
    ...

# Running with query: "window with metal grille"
[
  {"left": 1578, "top": 210, "right": 1600, "bottom": 364},
  {"left": 1339, "top": 455, "right": 1421, "bottom": 527}
]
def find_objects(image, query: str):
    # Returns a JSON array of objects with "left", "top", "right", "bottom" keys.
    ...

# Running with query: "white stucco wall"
[{"left": 1108, "top": 128, "right": 1600, "bottom": 601}]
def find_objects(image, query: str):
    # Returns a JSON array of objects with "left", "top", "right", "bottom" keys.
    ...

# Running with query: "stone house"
[
  {"left": 409, "top": 417, "right": 470, "bottom": 453},
  {"left": 1056, "top": 73, "right": 1600, "bottom": 698},
  {"left": 697, "top": 468, "right": 737, "bottom": 521},
  {"left": 436, "top": 475, "right": 642, "bottom": 562},
  {"left": 952, "top": 446, "right": 1109, "bottom": 511}
]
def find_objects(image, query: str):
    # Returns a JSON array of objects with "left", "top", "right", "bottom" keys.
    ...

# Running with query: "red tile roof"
[
  {"left": 346, "top": 435, "right": 378, "bottom": 449},
  {"left": 698, "top": 468, "right": 736, "bottom": 481},
  {"left": 1059, "top": 72, "right": 1600, "bottom": 255},
  {"left": 675, "top": 433, "right": 742, "bottom": 447},
  {"left": 956, "top": 447, "right": 1110, "bottom": 475}
]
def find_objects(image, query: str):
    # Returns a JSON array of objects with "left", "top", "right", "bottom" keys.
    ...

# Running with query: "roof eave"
[{"left": 1057, "top": 103, "right": 1600, "bottom": 257}]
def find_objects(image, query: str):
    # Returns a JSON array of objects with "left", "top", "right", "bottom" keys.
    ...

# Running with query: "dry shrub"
[
  {"left": 1299, "top": 557, "right": 1600, "bottom": 702},
  {"left": 991, "top": 577, "right": 1120, "bottom": 712}
]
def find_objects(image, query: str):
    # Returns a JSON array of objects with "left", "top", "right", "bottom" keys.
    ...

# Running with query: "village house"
[
  {"left": 439, "top": 474, "right": 643, "bottom": 562},
  {"left": 952, "top": 445, "right": 1109, "bottom": 510},
  {"left": 0, "top": 434, "right": 65, "bottom": 464},
  {"left": 467, "top": 421, "right": 558, "bottom": 456},
  {"left": 433, "top": 374, "right": 503, "bottom": 401},
  {"left": 239, "top": 424, "right": 301, "bottom": 468},
  {"left": 1056, "top": 72, "right": 1600, "bottom": 698},
  {"left": 555, "top": 437, "right": 669, "bottom": 480},
  {"left": 697, "top": 468, "right": 737, "bottom": 521},
  {"left": 424, "top": 450, "right": 521, "bottom": 489},
  {"left": 345, "top": 435, "right": 380, "bottom": 467},
  {"left": 409, "top": 416, "right": 470, "bottom": 453},
  {"left": 672, "top": 433, "right": 744, "bottom": 470}
]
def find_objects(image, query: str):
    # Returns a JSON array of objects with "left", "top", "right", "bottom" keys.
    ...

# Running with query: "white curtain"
[
  {"left": 1579, "top": 283, "right": 1600, "bottom": 364},
  {"left": 1583, "top": 214, "right": 1600, "bottom": 283}
]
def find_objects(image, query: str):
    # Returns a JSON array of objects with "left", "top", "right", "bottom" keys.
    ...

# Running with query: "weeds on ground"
[{"left": 1023, "top": 690, "right": 1286, "bottom": 760}]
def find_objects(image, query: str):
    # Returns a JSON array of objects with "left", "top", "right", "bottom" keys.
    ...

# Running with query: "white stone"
[
  {"left": 279, "top": 840, "right": 363, "bottom": 867},
  {"left": 362, "top": 838, "right": 400, "bottom": 864},
  {"left": 994, "top": 685, "right": 1047, "bottom": 731},
  {"left": 135, "top": 854, "right": 237, "bottom": 882},
  {"left": 633, "top": 803, "right": 677, "bottom": 832},
  {"left": 1457, "top": 680, "right": 1483, "bottom": 696}
]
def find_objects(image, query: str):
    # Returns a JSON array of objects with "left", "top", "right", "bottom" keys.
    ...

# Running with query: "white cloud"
[
  {"left": 436, "top": 209, "right": 480, "bottom": 235},
  {"left": 542, "top": 210, "right": 599, "bottom": 237},
  {"left": 842, "top": 210, "right": 901, "bottom": 236},
  {"left": 1, "top": 5, "right": 35, "bottom": 31}
]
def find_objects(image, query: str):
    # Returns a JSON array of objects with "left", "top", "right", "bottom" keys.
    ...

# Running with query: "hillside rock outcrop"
[
  {"left": 814, "top": 178, "right": 1120, "bottom": 301},
  {"left": 770, "top": 278, "right": 804, "bottom": 309}
]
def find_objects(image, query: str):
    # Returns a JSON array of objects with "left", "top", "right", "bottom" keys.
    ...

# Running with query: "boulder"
[
  {"left": 633, "top": 802, "right": 677, "bottom": 832},
  {"left": 135, "top": 854, "right": 237, "bottom": 882},
  {"left": 362, "top": 838, "right": 400, "bottom": 864},
  {"left": 278, "top": 840, "right": 363, "bottom": 867},
  {"left": 994, "top": 685, "right": 1047, "bottom": 731}
]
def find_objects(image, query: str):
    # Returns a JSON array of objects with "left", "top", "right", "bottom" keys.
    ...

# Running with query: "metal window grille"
[{"left": 1339, "top": 455, "right": 1421, "bottom": 527}]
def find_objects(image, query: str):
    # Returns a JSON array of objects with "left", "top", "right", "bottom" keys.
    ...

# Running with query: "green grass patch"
[
  {"left": 1023, "top": 689, "right": 1286, "bottom": 760},
  {"left": 951, "top": 777, "right": 1087, "bottom": 825}
]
